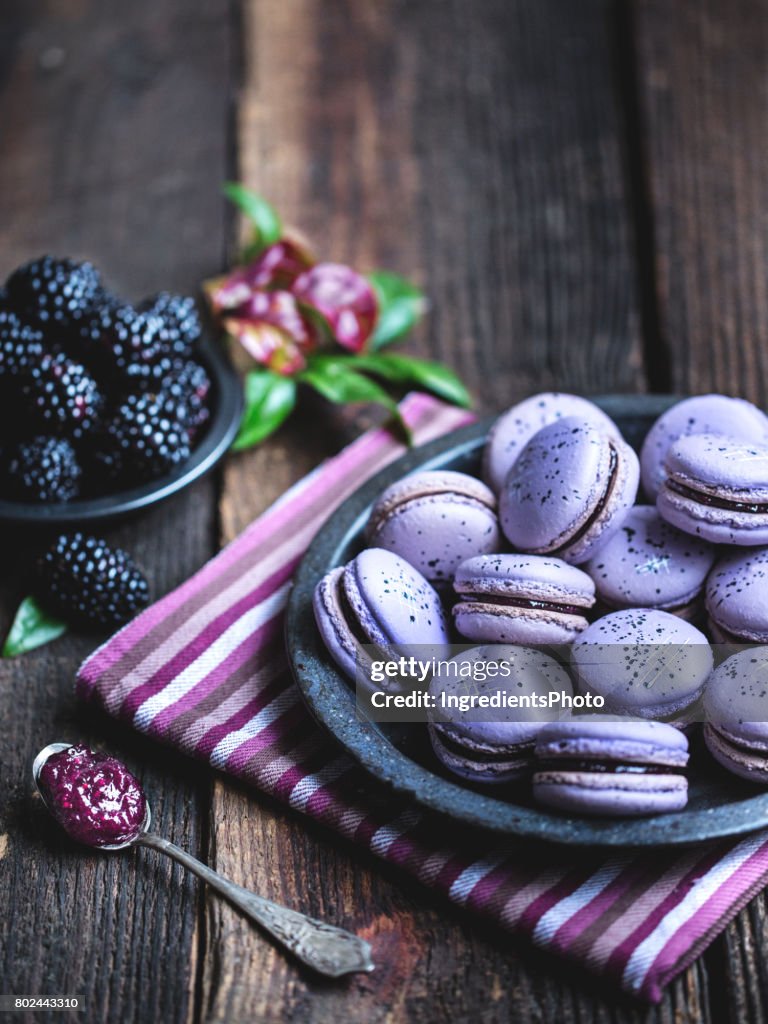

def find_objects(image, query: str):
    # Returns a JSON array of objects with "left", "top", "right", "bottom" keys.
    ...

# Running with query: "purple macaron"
[
  {"left": 705, "top": 546, "right": 768, "bottom": 643},
  {"left": 640, "top": 394, "right": 768, "bottom": 500},
  {"left": 657, "top": 433, "right": 768, "bottom": 546},
  {"left": 427, "top": 645, "right": 573, "bottom": 784},
  {"left": 583, "top": 505, "right": 716, "bottom": 619},
  {"left": 704, "top": 649, "right": 768, "bottom": 784},
  {"left": 313, "top": 548, "right": 449, "bottom": 685},
  {"left": 571, "top": 609, "right": 713, "bottom": 724},
  {"left": 499, "top": 417, "right": 640, "bottom": 564},
  {"left": 452, "top": 554, "right": 595, "bottom": 644},
  {"left": 366, "top": 470, "right": 500, "bottom": 585},
  {"left": 483, "top": 392, "right": 621, "bottom": 493},
  {"left": 533, "top": 716, "right": 689, "bottom": 816}
]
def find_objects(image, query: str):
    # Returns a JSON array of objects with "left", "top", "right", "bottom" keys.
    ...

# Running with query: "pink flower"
[
  {"left": 204, "top": 238, "right": 313, "bottom": 313},
  {"left": 223, "top": 291, "right": 316, "bottom": 375},
  {"left": 291, "top": 263, "right": 378, "bottom": 352}
]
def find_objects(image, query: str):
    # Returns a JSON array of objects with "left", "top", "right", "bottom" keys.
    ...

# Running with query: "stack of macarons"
[{"left": 310, "top": 390, "right": 768, "bottom": 818}]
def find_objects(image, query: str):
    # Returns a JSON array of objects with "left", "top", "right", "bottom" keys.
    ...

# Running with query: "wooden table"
[{"left": 1, "top": 0, "right": 767, "bottom": 1020}]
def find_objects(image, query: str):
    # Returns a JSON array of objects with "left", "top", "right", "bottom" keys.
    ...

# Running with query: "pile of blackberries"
[{"left": 0, "top": 256, "right": 212, "bottom": 503}]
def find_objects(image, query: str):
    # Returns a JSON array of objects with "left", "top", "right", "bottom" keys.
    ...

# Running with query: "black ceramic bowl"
[
  {"left": 0, "top": 338, "right": 243, "bottom": 526},
  {"left": 286, "top": 395, "right": 768, "bottom": 847}
]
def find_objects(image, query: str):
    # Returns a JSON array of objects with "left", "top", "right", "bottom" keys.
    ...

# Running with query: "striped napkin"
[{"left": 77, "top": 392, "right": 768, "bottom": 1003}]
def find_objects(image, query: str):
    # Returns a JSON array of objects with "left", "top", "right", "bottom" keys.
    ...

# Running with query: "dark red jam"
[{"left": 38, "top": 744, "right": 146, "bottom": 848}]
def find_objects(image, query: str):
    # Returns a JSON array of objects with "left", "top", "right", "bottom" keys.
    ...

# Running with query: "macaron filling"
[
  {"left": 666, "top": 479, "right": 768, "bottom": 514},
  {"left": 455, "top": 593, "right": 586, "bottom": 615},
  {"left": 549, "top": 445, "right": 618, "bottom": 556},
  {"left": 535, "top": 758, "right": 685, "bottom": 776},
  {"left": 433, "top": 726, "right": 532, "bottom": 763}
]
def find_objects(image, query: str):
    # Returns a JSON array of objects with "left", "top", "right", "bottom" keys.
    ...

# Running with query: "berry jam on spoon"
[{"left": 33, "top": 743, "right": 374, "bottom": 978}]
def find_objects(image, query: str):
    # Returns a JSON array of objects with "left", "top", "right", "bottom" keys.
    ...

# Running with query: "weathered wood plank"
[
  {"left": 0, "top": 1, "right": 232, "bottom": 1021},
  {"left": 634, "top": 3, "right": 768, "bottom": 1019},
  {"left": 201, "top": 2, "right": 716, "bottom": 1023}
]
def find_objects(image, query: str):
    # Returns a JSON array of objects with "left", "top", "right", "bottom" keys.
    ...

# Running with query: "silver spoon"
[{"left": 33, "top": 742, "right": 374, "bottom": 978}]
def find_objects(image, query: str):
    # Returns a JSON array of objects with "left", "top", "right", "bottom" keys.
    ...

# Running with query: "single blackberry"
[
  {"left": 7, "top": 256, "right": 103, "bottom": 326},
  {"left": 0, "top": 308, "right": 45, "bottom": 377},
  {"left": 140, "top": 292, "right": 201, "bottom": 356},
  {"left": 79, "top": 302, "right": 171, "bottom": 377},
  {"left": 105, "top": 392, "right": 191, "bottom": 482},
  {"left": 36, "top": 533, "right": 150, "bottom": 629},
  {"left": 22, "top": 352, "right": 103, "bottom": 438},
  {"left": 160, "top": 359, "right": 211, "bottom": 435},
  {"left": 4, "top": 436, "right": 81, "bottom": 502}
]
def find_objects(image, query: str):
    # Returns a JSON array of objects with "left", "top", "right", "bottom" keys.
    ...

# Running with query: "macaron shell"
[
  {"left": 706, "top": 547, "right": 768, "bottom": 641},
  {"left": 483, "top": 392, "right": 621, "bottom": 492},
  {"left": 571, "top": 609, "right": 713, "bottom": 718},
  {"left": 703, "top": 647, "right": 768, "bottom": 747},
  {"left": 369, "top": 493, "right": 500, "bottom": 583},
  {"left": 640, "top": 394, "right": 768, "bottom": 499},
  {"left": 533, "top": 772, "right": 688, "bottom": 816},
  {"left": 584, "top": 505, "right": 715, "bottom": 612},
  {"left": 454, "top": 553, "right": 595, "bottom": 605},
  {"left": 427, "top": 645, "right": 573, "bottom": 748},
  {"left": 535, "top": 716, "right": 689, "bottom": 763},
  {"left": 313, "top": 567, "right": 359, "bottom": 681},
  {"left": 704, "top": 724, "right": 768, "bottom": 784},
  {"left": 343, "top": 548, "right": 449, "bottom": 648},
  {"left": 500, "top": 418, "right": 639, "bottom": 564},
  {"left": 664, "top": 432, "right": 768, "bottom": 495},
  {"left": 453, "top": 603, "right": 589, "bottom": 644},
  {"left": 368, "top": 470, "right": 496, "bottom": 530}
]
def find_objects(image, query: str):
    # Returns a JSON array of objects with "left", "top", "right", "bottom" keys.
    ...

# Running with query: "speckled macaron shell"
[
  {"left": 366, "top": 470, "right": 500, "bottom": 584},
  {"left": 343, "top": 547, "right": 450, "bottom": 648},
  {"left": 427, "top": 646, "right": 573, "bottom": 784},
  {"left": 313, "top": 566, "right": 359, "bottom": 681},
  {"left": 703, "top": 649, "right": 768, "bottom": 783},
  {"left": 452, "top": 553, "right": 595, "bottom": 644},
  {"left": 640, "top": 394, "right": 768, "bottom": 500},
  {"left": 533, "top": 716, "right": 689, "bottom": 816},
  {"left": 499, "top": 417, "right": 640, "bottom": 565},
  {"left": 571, "top": 609, "right": 713, "bottom": 720},
  {"left": 483, "top": 392, "right": 621, "bottom": 493},
  {"left": 583, "top": 505, "right": 716, "bottom": 618},
  {"left": 657, "top": 433, "right": 768, "bottom": 545},
  {"left": 706, "top": 547, "right": 768, "bottom": 643}
]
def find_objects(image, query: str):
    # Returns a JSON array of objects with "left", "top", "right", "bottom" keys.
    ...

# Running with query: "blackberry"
[
  {"left": 4, "top": 436, "right": 81, "bottom": 502},
  {"left": 7, "top": 256, "right": 102, "bottom": 326},
  {"left": 79, "top": 303, "right": 171, "bottom": 378},
  {"left": 37, "top": 533, "right": 150, "bottom": 629},
  {"left": 160, "top": 359, "right": 211, "bottom": 435},
  {"left": 0, "top": 308, "right": 45, "bottom": 377},
  {"left": 104, "top": 392, "right": 191, "bottom": 482},
  {"left": 140, "top": 292, "right": 201, "bottom": 356},
  {"left": 22, "top": 352, "right": 103, "bottom": 438}
]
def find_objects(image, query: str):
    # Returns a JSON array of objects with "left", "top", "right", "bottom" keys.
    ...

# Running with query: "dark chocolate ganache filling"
[
  {"left": 434, "top": 728, "right": 531, "bottom": 763},
  {"left": 550, "top": 446, "right": 619, "bottom": 556},
  {"left": 38, "top": 744, "right": 147, "bottom": 848},
  {"left": 536, "top": 759, "right": 684, "bottom": 776},
  {"left": 667, "top": 479, "right": 768, "bottom": 515},
  {"left": 456, "top": 593, "right": 585, "bottom": 616}
]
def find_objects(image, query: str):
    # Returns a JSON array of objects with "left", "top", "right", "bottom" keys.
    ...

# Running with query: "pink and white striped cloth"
[{"left": 77, "top": 392, "right": 768, "bottom": 1002}]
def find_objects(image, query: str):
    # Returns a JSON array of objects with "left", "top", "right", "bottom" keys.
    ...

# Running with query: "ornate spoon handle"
[{"left": 137, "top": 832, "right": 374, "bottom": 978}]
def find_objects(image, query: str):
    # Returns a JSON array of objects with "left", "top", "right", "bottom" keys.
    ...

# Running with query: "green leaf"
[
  {"left": 232, "top": 371, "right": 297, "bottom": 451},
  {"left": 299, "top": 356, "right": 411, "bottom": 442},
  {"left": 222, "top": 183, "right": 283, "bottom": 257},
  {"left": 350, "top": 352, "right": 472, "bottom": 408},
  {"left": 2, "top": 596, "right": 68, "bottom": 657},
  {"left": 367, "top": 270, "right": 427, "bottom": 349}
]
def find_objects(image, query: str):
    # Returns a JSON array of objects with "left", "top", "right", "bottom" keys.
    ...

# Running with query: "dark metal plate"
[{"left": 286, "top": 395, "right": 768, "bottom": 847}]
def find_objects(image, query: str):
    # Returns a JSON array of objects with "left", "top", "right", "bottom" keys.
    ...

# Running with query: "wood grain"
[
  {"left": 634, "top": 4, "right": 768, "bottom": 1019},
  {"left": 199, "top": 2, "right": 714, "bottom": 1023},
  {"left": 0, "top": 1, "right": 232, "bottom": 1021},
  {"left": 634, "top": 0, "right": 768, "bottom": 403}
]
